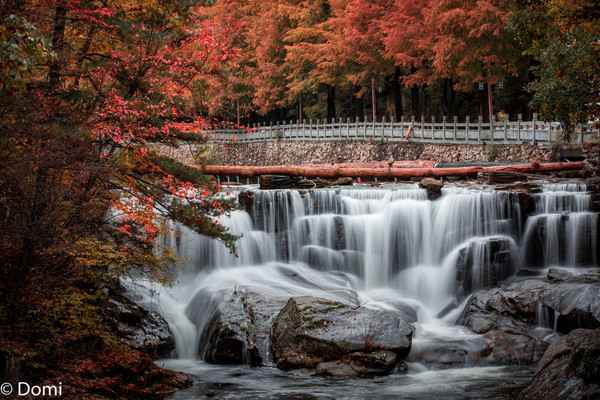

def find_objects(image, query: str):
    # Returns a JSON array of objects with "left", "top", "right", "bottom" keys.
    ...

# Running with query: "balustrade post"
[
  {"left": 381, "top": 115, "right": 386, "bottom": 141},
  {"left": 346, "top": 117, "right": 351, "bottom": 139},
  {"left": 465, "top": 116, "right": 470, "bottom": 141},
  {"left": 517, "top": 114, "right": 522, "bottom": 142},
  {"left": 478, "top": 115, "right": 483, "bottom": 143},
  {"left": 431, "top": 115, "right": 436, "bottom": 140},
  {"left": 453, "top": 116, "right": 457, "bottom": 142},
  {"left": 442, "top": 115, "right": 447, "bottom": 140},
  {"left": 504, "top": 114, "right": 509, "bottom": 143},
  {"left": 532, "top": 113, "right": 538, "bottom": 144}
]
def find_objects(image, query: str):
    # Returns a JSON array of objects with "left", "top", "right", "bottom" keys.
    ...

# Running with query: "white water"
[
  {"left": 522, "top": 183, "right": 598, "bottom": 268},
  {"left": 130, "top": 181, "right": 596, "bottom": 362}
]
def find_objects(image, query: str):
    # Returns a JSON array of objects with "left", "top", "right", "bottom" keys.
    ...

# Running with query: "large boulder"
[
  {"left": 454, "top": 235, "right": 516, "bottom": 296},
  {"left": 271, "top": 296, "right": 414, "bottom": 377},
  {"left": 106, "top": 290, "right": 175, "bottom": 358},
  {"left": 189, "top": 288, "right": 287, "bottom": 366},
  {"left": 519, "top": 329, "right": 600, "bottom": 400},
  {"left": 419, "top": 178, "right": 444, "bottom": 200},
  {"left": 458, "top": 271, "right": 600, "bottom": 365},
  {"left": 457, "top": 278, "right": 551, "bottom": 365},
  {"left": 540, "top": 282, "right": 600, "bottom": 333}
]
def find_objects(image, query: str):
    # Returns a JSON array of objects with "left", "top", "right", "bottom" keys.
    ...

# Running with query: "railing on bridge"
[{"left": 206, "top": 114, "right": 600, "bottom": 145}]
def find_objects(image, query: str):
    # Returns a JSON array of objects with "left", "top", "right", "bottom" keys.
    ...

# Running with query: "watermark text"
[{"left": 1, "top": 382, "right": 62, "bottom": 397}]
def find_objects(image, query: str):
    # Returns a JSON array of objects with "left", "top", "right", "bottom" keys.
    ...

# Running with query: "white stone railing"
[{"left": 206, "top": 115, "right": 599, "bottom": 145}]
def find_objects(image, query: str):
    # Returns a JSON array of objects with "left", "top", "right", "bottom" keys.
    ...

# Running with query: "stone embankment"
[{"left": 154, "top": 140, "right": 598, "bottom": 170}]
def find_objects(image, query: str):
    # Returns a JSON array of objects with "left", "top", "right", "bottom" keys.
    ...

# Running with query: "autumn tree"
[
  {"left": 0, "top": 0, "right": 237, "bottom": 318},
  {"left": 284, "top": 0, "right": 346, "bottom": 119},
  {"left": 325, "top": 0, "right": 396, "bottom": 120},
  {"left": 381, "top": 0, "right": 433, "bottom": 116}
]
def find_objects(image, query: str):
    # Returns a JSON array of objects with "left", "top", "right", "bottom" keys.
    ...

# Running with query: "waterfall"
[
  {"left": 522, "top": 183, "right": 598, "bottom": 268},
  {"left": 132, "top": 180, "right": 597, "bottom": 360}
]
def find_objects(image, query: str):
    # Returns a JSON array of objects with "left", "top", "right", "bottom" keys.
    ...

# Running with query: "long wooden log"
[{"left": 201, "top": 161, "right": 585, "bottom": 179}]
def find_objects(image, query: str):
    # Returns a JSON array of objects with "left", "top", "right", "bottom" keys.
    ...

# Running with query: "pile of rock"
[
  {"left": 272, "top": 297, "right": 414, "bottom": 377},
  {"left": 457, "top": 268, "right": 600, "bottom": 365},
  {"left": 193, "top": 287, "right": 416, "bottom": 377}
]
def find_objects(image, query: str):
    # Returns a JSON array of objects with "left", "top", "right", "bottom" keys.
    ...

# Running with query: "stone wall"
[
  {"left": 581, "top": 143, "right": 600, "bottom": 174},
  {"left": 154, "top": 141, "right": 598, "bottom": 170},
  {"left": 202, "top": 140, "right": 555, "bottom": 166}
]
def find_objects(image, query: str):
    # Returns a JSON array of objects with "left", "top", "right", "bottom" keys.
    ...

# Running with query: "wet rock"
[
  {"left": 516, "top": 191, "right": 536, "bottom": 216},
  {"left": 454, "top": 236, "right": 516, "bottom": 296},
  {"left": 547, "top": 268, "right": 575, "bottom": 282},
  {"left": 540, "top": 283, "right": 600, "bottom": 333},
  {"left": 458, "top": 275, "right": 600, "bottom": 365},
  {"left": 315, "top": 351, "right": 399, "bottom": 378},
  {"left": 271, "top": 296, "right": 413, "bottom": 374},
  {"left": 238, "top": 191, "right": 254, "bottom": 214},
  {"left": 419, "top": 178, "right": 444, "bottom": 200},
  {"left": 479, "top": 171, "right": 528, "bottom": 184},
  {"left": 315, "top": 360, "right": 359, "bottom": 377},
  {"left": 519, "top": 329, "right": 600, "bottom": 400},
  {"left": 106, "top": 290, "right": 175, "bottom": 358},
  {"left": 547, "top": 268, "right": 600, "bottom": 284},
  {"left": 190, "top": 288, "right": 287, "bottom": 366},
  {"left": 458, "top": 279, "right": 555, "bottom": 364}
]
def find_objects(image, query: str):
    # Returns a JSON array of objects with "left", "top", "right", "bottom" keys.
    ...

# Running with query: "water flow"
[
  {"left": 131, "top": 182, "right": 591, "bottom": 361},
  {"left": 522, "top": 183, "right": 598, "bottom": 267}
]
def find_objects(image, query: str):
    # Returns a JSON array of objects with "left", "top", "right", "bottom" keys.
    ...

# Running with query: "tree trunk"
[
  {"left": 371, "top": 77, "right": 377, "bottom": 122},
  {"left": 72, "top": 26, "right": 96, "bottom": 89},
  {"left": 48, "top": 4, "right": 67, "bottom": 91},
  {"left": 201, "top": 162, "right": 584, "bottom": 179},
  {"left": 487, "top": 82, "right": 494, "bottom": 122},
  {"left": 326, "top": 85, "right": 336, "bottom": 120},
  {"left": 10, "top": 167, "right": 48, "bottom": 319},
  {"left": 391, "top": 67, "right": 403, "bottom": 118},
  {"left": 411, "top": 85, "right": 420, "bottom": 117}
]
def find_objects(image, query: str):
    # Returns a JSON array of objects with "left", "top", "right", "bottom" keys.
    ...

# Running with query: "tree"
[
  {"left": 284, "top": 0, "right": 346, "bottom": 119},
  {"left": 425, "top": 0, "right": 521, "bottom": 120},
  {"left": 0, "top": 0, "right": 237, "bottom": 314},
  {"left": 511, "top": 0, "right": 599, "bottom": 140},
  {"left": 325, "top": 0, "right": 395, "bottom": 120},
  {"left": 381, "top": 0, "right": 433, "bottom": 116}
]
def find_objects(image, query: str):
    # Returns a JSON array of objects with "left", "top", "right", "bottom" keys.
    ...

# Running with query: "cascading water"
[
  {"left": 127, "top": 180, "right": 600, "bottom": 398},
  {"left": 522, "top": 183, "right": 598, "bottom": 268},
  {"left": 129, "top": 180, "right": 598, "bottom": 372}
]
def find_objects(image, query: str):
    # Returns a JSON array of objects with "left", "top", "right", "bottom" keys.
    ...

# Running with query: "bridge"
[{"left": 207, "top": 115, "right": 599, "bottom": 145}]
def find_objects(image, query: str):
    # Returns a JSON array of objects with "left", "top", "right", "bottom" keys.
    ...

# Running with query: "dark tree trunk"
[
  {"left": 389, "top": 67, "right": 403, "bottom": 119},
  {"left": 48, "top": 4, "right": 67, "bottom": 91},
  {"left": 441, "top": 79, "right": 450, "bottom": 116},
  {"left": 72, "top": 26, "right": 96, "bottom": 89},
  {"left": 10, "top": 167, "right": 48, "bottom": 320},
  {"left": 326, "top": 85, "right": 336, "bottom": 120},
  {"left": 411, "top": 85, "right": 420, "bottom": 117}
]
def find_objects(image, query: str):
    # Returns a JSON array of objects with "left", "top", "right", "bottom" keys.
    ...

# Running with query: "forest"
[{"left": 0, "top": 0, "right": 598, "bottom": 399}]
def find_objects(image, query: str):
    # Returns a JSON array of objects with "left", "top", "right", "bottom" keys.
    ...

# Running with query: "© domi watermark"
[{"left": 1, "top": 382, "right": 62, "bottom": 397}]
